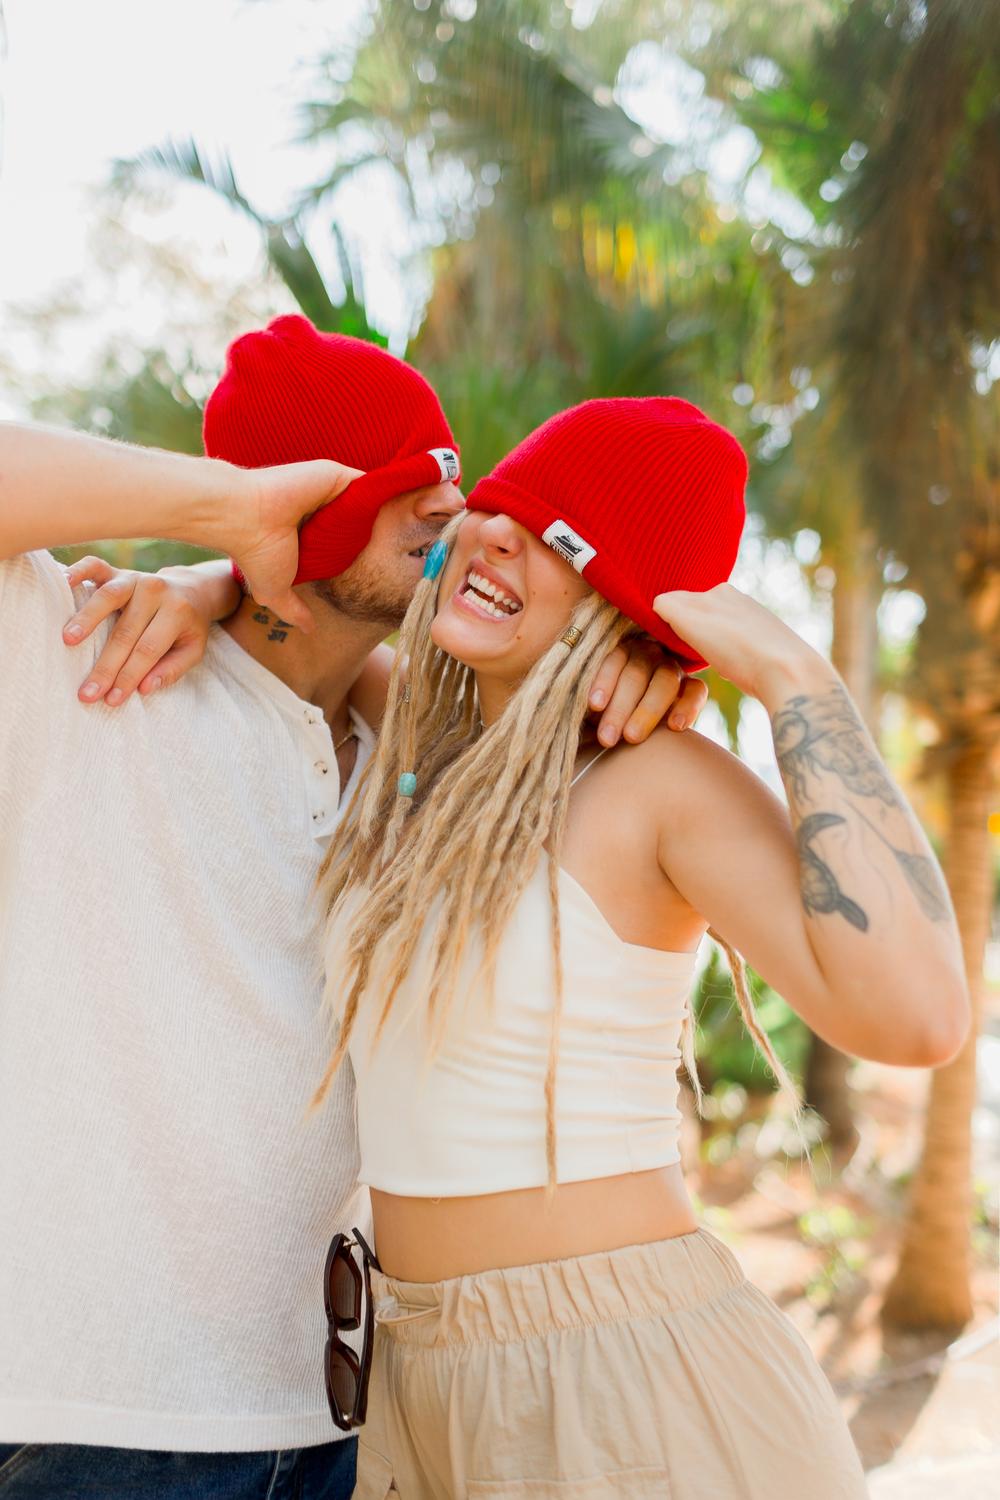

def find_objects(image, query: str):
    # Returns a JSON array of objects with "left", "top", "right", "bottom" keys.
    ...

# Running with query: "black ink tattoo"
[
  {"left": 851, "top": 804, "right": 951, "bottom": 922},
  {"left": 773, "top": 687, "right": 899, "bottom": 807},
  {"left": 251, "top": 606, "right": 293, "bottom": 644},
  {"left": 773, "top": 684, "right": 950, "bottom": 926},
  {"left": 797, "top": 812, "right": 869, "bottom": 931}
]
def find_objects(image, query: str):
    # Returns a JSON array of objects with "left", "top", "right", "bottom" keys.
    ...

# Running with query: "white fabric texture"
[
  {"left": 0, "top": 550, "right": 372, "bottom": 1452},
  {"left": 330, "top": 855, "right": 700, "bottom": 1198}
]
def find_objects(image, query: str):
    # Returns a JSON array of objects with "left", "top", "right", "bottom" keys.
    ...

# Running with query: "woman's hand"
[
  {"left": 652, "top": 583, "right": 826, "bottom": 703},
  {"left": 588, "top": 636, "right": 709, "bottom": 746},
  {"left": 63, "top": 557, "right": 240, "bottom": 707}
]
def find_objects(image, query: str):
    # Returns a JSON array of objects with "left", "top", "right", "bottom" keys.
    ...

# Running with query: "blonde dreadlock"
[{"left": 314, "top": 517, "right": 805, "bottom": 1184}]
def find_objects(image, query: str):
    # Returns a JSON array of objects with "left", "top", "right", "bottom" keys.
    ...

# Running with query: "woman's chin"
[{"left": 431, "top": 611, "right": 517, "bottom": 673}]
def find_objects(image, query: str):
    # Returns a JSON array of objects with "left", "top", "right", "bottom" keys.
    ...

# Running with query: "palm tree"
[
  {"left": 111, "top": 139, "right": 382, "bottom": 343},
  {"left": 696, "top": 0, "right": 1000, "bottom": 1325},
  {"left": 304, "top": 0, "right": 785, "bottom": 466}
]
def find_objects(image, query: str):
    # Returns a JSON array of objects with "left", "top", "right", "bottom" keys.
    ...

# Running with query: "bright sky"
[{"left": 0, "top": 0, "right": 425, "bottom": 412}]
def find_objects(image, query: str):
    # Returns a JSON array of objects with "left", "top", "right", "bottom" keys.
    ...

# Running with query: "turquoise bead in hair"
[
  {"left": 422, "top": 539, "right": 448, "bottom": 580},
  {"left": 398, "top": 772, "right": 417, "bottom": 797}
]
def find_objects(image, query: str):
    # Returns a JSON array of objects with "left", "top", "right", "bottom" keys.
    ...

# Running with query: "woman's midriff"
[{"left": 370, "top": 1163, "right": 698, "bottom": 1282}]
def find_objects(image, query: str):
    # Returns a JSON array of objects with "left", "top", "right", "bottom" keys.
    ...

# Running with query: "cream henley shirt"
[{"left": 0, "top": 549, "right": 373, "bottom": 1452}]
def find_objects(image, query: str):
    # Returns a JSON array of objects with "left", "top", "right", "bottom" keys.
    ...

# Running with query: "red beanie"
[
  {"left": 203, "top": 314, "right": 460, "bottom": 583},
  {"left": 467, "top": 397, "right": 747, "bottom": 670}
]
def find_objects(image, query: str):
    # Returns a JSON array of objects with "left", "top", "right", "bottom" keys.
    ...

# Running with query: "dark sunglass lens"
[
  {"left": 329, "top": 1350, "right": 358, "bottom": 1416},
  {"left": 329, "top": 1254, "right": 359, "bottom": 1323}
]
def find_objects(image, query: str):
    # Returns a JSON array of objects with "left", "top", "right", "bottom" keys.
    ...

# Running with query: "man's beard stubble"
[{"left": 309, "top": 553, "right": 413, "bottom": 630}]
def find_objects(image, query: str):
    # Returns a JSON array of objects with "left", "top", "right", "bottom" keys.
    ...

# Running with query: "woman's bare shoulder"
[{"left": 606, "top": 722, "right": 786, "bottom": 829}]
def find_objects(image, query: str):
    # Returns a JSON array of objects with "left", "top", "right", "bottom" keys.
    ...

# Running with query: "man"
[{"left": 0, "top": 317, "right": 697, "bottom": 1498}]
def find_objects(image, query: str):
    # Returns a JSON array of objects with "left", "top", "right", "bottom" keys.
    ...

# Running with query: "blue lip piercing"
[
  {"left": 398, "top": 773, "right": 417, "bottom": 797},
  {"left": 423, "top": 539, "right": 448, "bottom": 580}
]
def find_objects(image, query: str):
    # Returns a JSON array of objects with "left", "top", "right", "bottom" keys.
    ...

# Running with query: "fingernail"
[
  {"left": 80, "top": 681, "right": 101, "bottom": 701},
  {"left": 64, "top": 624, "right": 83, "bottom": 641},
  {"left": 106, "top": 688, "right": 124, "bottom": 706},
  {"left": 598, "top": 725, "right": 619, "bottom": 747},
  {"left": 590, "top": 689, "right": 607, "bottom": 709},
  {"left": 669, "top": 712, "right": 685, "bottom": 730},
  {"left": 147, "top": 676, "right": 163, "bottom": 694}
]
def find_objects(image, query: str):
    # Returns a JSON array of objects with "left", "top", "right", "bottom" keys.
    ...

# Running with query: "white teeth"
[
  {"left": 463, "top": 570, "right": 522, "bottom": 618},
  {"left": 462, "top": 585, "right": 508, "bottom": 620},
  {"left": 467, "top": 569, "right": 521, "bottom": 614}
]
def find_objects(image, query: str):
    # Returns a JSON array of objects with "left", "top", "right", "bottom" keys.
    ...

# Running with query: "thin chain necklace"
[{"left": 333, "top": 724, "right": 358, "bottom": 754}]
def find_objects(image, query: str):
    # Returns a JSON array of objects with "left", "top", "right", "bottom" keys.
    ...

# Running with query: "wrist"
[
  {"left": 755, "top": 645, "right": 838, "bottom": 709},
  {"left": 161, "top": 457, "right": 250, "bottom": 555}
]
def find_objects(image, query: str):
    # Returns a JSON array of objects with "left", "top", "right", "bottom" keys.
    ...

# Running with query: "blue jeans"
[{"left": 0, "top": 1439, "right": 357, "bottom": 1498}]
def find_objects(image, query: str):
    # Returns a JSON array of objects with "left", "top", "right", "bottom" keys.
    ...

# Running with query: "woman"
[{"left": 316, "top": 396, "right": 968, "bottom": 1499}]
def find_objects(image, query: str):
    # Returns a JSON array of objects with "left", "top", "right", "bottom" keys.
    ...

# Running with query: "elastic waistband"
[{"left": 370, "top": 1227, "right": 746, "bottom": 1347}]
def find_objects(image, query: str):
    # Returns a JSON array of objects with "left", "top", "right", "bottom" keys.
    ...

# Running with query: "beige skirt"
[{"left": 355, "top": 1226, "right": 869, "bottom": 1499}]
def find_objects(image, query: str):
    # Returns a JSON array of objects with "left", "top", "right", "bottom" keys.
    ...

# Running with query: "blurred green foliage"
[{"left": 693, "top": 943, "right": 810, "bottom": 1095}]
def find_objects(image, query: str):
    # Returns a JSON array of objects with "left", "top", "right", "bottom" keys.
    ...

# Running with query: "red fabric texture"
[
  {"left": 203, "top": 314, "right": 460, "bottom": 583},
  {"left": 467, "top": 397, "right": 747, "bottom": 669}
]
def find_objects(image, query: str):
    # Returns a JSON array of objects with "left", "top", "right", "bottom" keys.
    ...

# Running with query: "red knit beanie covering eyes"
[
  {"left": 202, "top": 314, "right": 460, "bottom": 583},
  {"left": 467, "top": 397, "right": 747, "bottom": 670}
]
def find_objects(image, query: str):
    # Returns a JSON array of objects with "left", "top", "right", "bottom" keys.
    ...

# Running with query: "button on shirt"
[{"left": 0, "top": 551, "right": 375, "bottom": 1452}]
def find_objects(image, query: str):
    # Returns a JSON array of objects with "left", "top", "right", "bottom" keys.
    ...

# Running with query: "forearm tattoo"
[
  {"left": 772, "top": 685, "right": 950, "bottom": 929},
  {"left": 251, "top": 607, "right": 293, "bottom": 644}
]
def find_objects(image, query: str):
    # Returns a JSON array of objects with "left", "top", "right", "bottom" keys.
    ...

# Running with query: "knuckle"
[{"left": 623, "top": 658, "right": 652, "bottom": 684}]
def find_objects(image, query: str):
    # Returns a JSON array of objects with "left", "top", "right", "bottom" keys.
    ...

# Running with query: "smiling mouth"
[{"left": 460, "top": 568, "right": 523, "bottom": 619}]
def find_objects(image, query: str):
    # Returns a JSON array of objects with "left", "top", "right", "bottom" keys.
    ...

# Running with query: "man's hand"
[
  {"left": 588, "top": 637, "right": 708, "bottom": 745},
  {"left": 227, "top": 460, "right": 363, "bottom": 632}
]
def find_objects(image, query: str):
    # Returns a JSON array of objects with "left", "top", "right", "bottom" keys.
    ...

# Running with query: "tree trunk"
[
  {"left": 804, "top": 536, "right": 880, "bottom": 1148},
  {"left": 881, "top": 737, "right": 994, "bottom": 1329}
]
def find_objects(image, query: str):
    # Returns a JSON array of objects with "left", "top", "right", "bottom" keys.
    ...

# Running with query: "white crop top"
[{"left": 327, "top": 757, "right": 701, "bottom": 1196}]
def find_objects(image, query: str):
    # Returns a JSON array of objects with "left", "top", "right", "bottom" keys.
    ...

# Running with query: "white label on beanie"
[
  {"left": 428, "top": 447, "right": 460, "bottom": 481},
  {"left": 542, "top": 520, "right": 597, "bottom": 574}
]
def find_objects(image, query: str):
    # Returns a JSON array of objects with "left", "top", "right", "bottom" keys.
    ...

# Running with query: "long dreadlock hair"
[{"left": 313, "top": 515, "right": 804, "bottom": 1185}]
